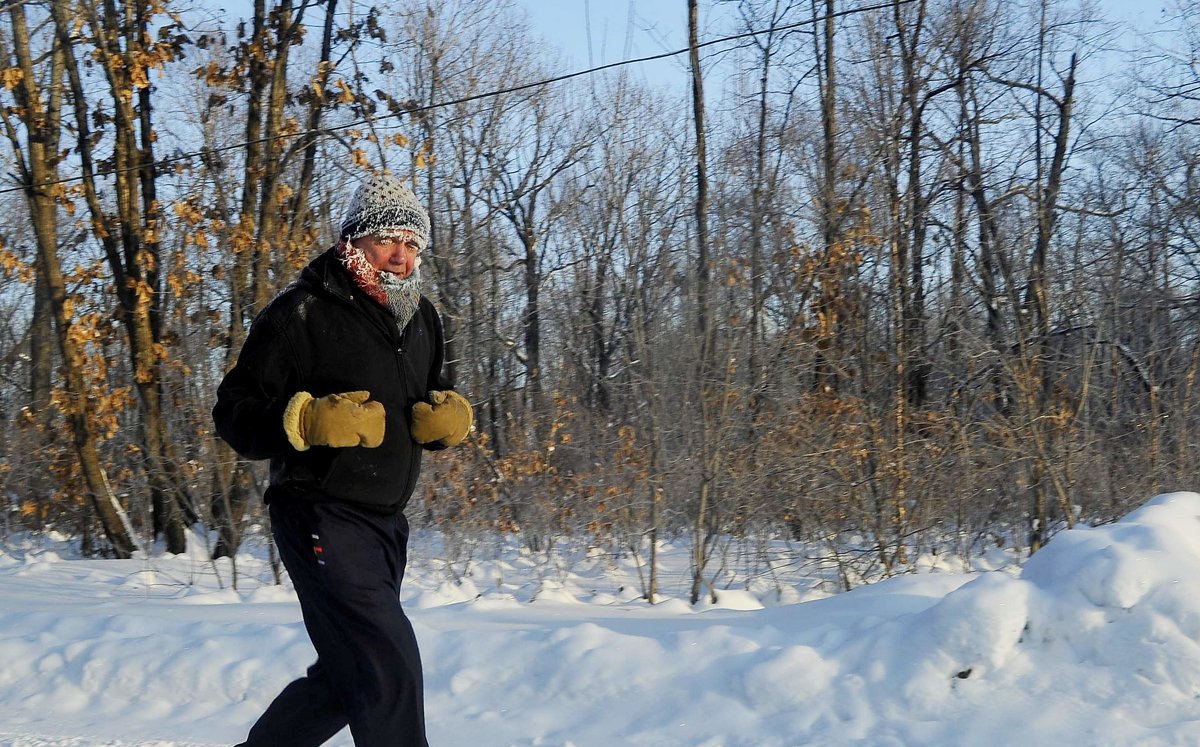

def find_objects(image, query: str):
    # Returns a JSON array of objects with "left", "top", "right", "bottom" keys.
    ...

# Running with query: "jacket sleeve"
[{"left": 212, "top": 307, "right": 302, "bottom": 461}]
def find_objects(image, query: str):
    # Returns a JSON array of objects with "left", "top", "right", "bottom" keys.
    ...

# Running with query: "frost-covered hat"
[{"left": 339, "top": 173, "right": 430, "bottom": 252}]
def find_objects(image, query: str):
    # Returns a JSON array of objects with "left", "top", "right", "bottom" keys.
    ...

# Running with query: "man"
[{"left": 214, "top": 172, "right": 472, "bottom": 746}]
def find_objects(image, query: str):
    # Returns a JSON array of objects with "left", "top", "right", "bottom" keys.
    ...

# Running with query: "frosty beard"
[{"left": 377, "top": 265, "right": 421, "bottom": 331}]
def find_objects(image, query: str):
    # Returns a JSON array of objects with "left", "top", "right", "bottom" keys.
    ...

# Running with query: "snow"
[{"left": 3, "top": 492, "right": 1200, "bottom": 746}]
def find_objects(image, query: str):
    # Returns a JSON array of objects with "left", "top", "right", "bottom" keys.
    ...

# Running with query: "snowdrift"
[{"left": 1, "top": 492, "right": 1200, "bottom": 746}]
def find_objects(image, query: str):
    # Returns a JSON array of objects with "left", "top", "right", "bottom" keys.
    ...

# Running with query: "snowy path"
[{"left": 3, "top": 493, "right": 1200, "bottom": 746}]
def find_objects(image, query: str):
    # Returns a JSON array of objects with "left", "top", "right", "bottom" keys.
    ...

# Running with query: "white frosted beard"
[{"left": 378, "top": 266, "right": 422, "bottom": 331}]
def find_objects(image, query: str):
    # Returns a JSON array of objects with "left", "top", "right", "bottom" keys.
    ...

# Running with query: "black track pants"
[{"left": 238, "top": 501, "right": 429, "bottom": 747}]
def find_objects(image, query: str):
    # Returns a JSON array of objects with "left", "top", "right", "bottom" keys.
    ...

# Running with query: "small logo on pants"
[{"left": 312, "top": 533, "right": 326, "bottom": 566}]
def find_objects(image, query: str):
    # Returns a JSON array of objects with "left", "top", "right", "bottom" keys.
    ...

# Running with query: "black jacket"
[{"left": 213, "top": 247, "right": 450, "bottom": 515}]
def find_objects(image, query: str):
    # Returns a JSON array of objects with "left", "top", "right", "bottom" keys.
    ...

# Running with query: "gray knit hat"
[{"left": 339, "top": 173, "right": 431, "bottom": 252}]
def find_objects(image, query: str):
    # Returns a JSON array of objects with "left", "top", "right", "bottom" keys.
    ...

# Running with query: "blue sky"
[
  {"left": 519, "top": 0, "right": 703, "bottom": 88},
  {"left": 517, "top": 0, "right": 1176, "bottom": 93}
]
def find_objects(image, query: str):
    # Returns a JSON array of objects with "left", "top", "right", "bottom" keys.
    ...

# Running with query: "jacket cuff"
[{"left": 283, "top": 391, "right": 314, "bottom": 451}]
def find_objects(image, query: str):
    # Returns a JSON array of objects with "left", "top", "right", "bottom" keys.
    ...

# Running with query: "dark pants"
[{"left": 239, "top": 501, "right": 429, "bottom": 747}]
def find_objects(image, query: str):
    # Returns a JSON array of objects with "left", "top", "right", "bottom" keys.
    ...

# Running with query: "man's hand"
[
  {"left": 284, "top": 390, "right": 386, "bottom": 451},
  {"left": 410, "top": 390, "right": 473, "bottom": 446}
]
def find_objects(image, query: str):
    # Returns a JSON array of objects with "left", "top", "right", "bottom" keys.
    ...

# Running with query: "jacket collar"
[
  {"left": 301, "top": 246, "right": 356, "bottom": 305},
  {"left": 302, "top": 246, "right": 412, "bottom": 341}
]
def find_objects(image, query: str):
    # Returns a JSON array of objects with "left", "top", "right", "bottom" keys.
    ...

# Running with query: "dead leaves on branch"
[
  {"left": 0, "top": 246, "right": 34, "bottom": 284},
  {"left": 1, "top": 67, "right": 23, "bottom": 90},
  {"left": 420, "top": 399, "right": 654, "bottom": 545}
]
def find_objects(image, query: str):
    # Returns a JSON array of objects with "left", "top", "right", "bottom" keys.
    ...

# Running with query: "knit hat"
[{"left": 339, "top": 173, "right": 431, "bottom": 252}]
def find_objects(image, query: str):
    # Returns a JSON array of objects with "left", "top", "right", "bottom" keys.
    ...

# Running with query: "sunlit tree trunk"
[
  {"left": 48, "top": 0, "right": 197, "bottom": 552},
  {"left": 6, "top": 3, "right": 138, "bottom": 556}
]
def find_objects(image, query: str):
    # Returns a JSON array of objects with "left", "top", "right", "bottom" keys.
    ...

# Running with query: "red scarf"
[{"left": 336, "top": 240, "right": 389, "bottom": 307}]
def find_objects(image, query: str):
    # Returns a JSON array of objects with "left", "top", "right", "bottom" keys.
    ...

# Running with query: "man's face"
[{"left": 354, "top": 233, "right": 421, "bottom": 279}]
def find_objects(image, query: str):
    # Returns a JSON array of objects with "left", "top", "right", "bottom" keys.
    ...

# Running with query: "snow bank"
[{"left": 2, "top": 493, "right": 1200, "bottom": 746}]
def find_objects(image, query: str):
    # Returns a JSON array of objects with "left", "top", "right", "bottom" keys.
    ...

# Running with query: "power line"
[
  {"left": 0, "top": 0, "right": 919, "bottom": 198},
  {"left": 0, "top": 0, "right": 42, "bottom": 16}
]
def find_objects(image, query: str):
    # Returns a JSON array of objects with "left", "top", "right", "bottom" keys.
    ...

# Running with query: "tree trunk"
[
  {"left": 49, "top": 0, "right": 197, "bottom": 552},
  {"left": 522, "top": 225, "right": 544, "bottom": 442},
  {"left": 688, "top": 0, "right": 716, "bottom": 606},
  {"left": 6, "top": 3, "right": 137, "bottom": 556},
  {"left": 813, "top": 0, "right": 841, "bottom": 395},
  {"left": 1025, "top": 52, "right": 1077, "bottom": 552}
]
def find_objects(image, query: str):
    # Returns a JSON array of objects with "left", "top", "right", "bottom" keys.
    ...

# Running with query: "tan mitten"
[
  {"left": 284, "top": 390, "right": 386, "bottom": 450},
  {"left": 410, "top": 390, "right": 473, "bottom": 446}
]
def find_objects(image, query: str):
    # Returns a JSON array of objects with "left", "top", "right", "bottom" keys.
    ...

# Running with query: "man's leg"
[
  {"left": 237, "top": 504, "right": 353, "bottom": 746},
  {"left": 238, "top": 661, "right": 347, "bottom": 747},
  {"left": 305, "top": 504, "right": 428, "bottom": 747},
  {"left": 244, "top": 501, "right": 428, "bottom": 747}
]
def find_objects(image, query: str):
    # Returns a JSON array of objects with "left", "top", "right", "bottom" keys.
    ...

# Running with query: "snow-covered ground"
[{"left": 3, "top": 492, "right": 1200, "bottom": 746}]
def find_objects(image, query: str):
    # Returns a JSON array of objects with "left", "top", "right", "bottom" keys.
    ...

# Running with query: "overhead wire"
[
  {"left": 0, "top": 0, "right": 920, "bottom": 197},
  {"left": 0, "top": 0, "right": 43, "bottom": 16}
]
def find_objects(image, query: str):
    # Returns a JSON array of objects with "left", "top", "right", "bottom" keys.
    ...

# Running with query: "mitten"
[
  {"left": 284, "top": 390, "right": 386, "bottom": 451},
  {"left": 410, "top": 390, "right": 473, "bottom": 446}
]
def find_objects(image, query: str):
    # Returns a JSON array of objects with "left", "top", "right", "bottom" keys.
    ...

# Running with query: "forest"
[{"left": 1, "top": 0, "right": 1197, "bottom": 603}]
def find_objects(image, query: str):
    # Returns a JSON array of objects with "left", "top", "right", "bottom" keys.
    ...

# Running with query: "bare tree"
[{"left": 2, "top": 1, "right": 139, "bottom": 556}]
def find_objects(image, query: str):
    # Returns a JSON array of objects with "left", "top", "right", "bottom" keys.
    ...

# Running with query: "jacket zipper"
[
  {"left": 394, "top": 335, "right": 419, "bottom": 507},
  {"left": 345, "top": 282, "right": 421, "bottom": 509}
]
